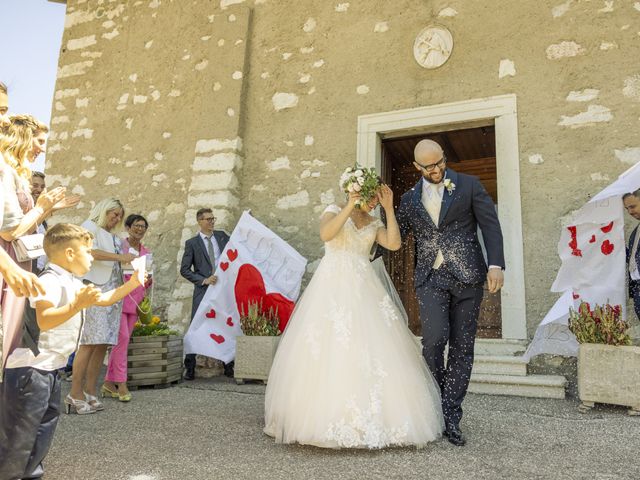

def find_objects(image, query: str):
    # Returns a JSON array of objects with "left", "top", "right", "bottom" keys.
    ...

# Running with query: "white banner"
[
  {"left": 183, "top": 211, "right": 307, "bottom": 363},
  {"left": 525, "top": 162, "right": 640, "bottom": 360}
]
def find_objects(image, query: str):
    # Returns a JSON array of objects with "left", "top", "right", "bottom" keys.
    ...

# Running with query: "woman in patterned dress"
[{"left": 67, "top": 199, "right": 137, "bottom": 412}]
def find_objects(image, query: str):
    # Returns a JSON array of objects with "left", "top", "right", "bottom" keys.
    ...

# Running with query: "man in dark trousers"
[
  {"left": 397, "top": 139, "right": 505, "bottom": 446},
  {"left": 180, "top": 208, "right": 230, "bottom": 380}
]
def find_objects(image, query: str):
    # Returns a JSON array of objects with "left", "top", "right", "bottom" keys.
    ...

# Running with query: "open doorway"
[{"left": 381, "top": 125, "right": 501, "bottom": 338}]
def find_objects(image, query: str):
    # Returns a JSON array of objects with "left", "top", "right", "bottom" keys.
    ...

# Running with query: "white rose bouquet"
[{"left": 338, "top": 164, "right": 381, "bottom": 208}]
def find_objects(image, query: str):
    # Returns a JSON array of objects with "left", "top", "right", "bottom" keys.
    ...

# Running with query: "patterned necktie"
[{"left": 205, "top": 235, "right": 216, "bottom": 267}]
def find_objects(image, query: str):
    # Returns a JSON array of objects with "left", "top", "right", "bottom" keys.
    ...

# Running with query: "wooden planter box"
[
  {"left": 127, "top": 335, "right": 183, "bottom": 388},
  {"left": 578, "top": 343, "right": 640, "bottom": 415},
  {"left": 234, "top": 336, "right": 280, "bottom": 384}
]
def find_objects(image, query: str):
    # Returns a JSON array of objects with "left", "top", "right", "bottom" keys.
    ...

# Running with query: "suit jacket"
[
  {"left": 626, "top": 225, "right": 640, "bottom": 294},
  {"left": 180, "top": 230, "right": 230, "bottom": 320},
  {"left": 397, "top": 169, "right": 505, "bottom": 287}
]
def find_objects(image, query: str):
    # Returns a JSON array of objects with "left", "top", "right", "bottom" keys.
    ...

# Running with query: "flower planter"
[
  {"left": 577, "top": 343, "right": 640, "bottom": 415},
  {"left": 127, "top": 335, "right": 183, "bottom": 388},
  {"left": 234, "top": 336, "right": 280, "bottom": 385}
]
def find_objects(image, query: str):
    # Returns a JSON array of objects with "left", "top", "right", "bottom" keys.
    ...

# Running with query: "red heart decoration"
[
  {"left": 572, "top": 293, "right": 580, "bottom": 300},
  {"left": 210, "top": 333, "right": 225, "bottom": 344},
  {"left": 234, "top": 264, "right": 295, "bottom": 333},
  {"left": 205, "top": 309, "right": 216, "bottom": 319},
  {"left": 601, "top": 240, "right": 614, "bottom": 255},
  {"left": 600, "top": 221, "right": 614, "bottom": 233},
  {"left": 220, "top": 262, "right": 229, "bottom": 271},
  {"left": 226, "top": 317, "right": 234, "bottom": 327},
  {"left": 588, "top": 235, "right": 596, "bottom": 244},
  {"left": 227, "top": 249, "right": 238, "bottom": 262}
]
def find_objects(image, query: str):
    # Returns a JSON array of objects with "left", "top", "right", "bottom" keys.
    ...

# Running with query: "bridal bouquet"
[{"left": 339, "top": 164, "right": 381, "bottom": 208}]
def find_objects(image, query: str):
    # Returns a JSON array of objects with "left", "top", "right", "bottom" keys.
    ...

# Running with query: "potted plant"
[
  {"left": 568, "top": 301, "right": 640, "bottom": 415},
  {"left": 127, "top": 298, "right": 183, "bottom": 388},
  {"left": 234, "top": 300, "right": 282, "bottom": 384}
]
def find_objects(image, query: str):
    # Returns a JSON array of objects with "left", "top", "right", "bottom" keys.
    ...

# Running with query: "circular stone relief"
[{"left": 413, "top": 25, "right": 454, "bottom": 69}]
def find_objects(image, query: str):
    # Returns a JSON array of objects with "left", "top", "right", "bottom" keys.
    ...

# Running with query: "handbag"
[{"left": 12, "top": 233, "right": 45, "bottom": 262}]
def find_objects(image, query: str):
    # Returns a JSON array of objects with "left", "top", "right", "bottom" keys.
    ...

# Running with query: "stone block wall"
[{"left": 47, "top": 0, "right": 640, "bottom": 335}]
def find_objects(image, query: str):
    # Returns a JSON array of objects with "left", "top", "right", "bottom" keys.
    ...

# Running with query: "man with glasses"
[
  {"left": 180, "top": 208, "right": 230, "bottom": 380},
  {"left": 397, "top": 139, "right": 505, "bottom": 447}
]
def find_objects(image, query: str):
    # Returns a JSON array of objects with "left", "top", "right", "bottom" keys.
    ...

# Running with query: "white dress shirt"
[{"left": 7, "top": 263, "right": 84, "bottom": 371}]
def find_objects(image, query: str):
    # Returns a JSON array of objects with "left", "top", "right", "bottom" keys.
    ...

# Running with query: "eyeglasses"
[
  {"left": 131, "top": 224, "right": 148, "bottom": 230},
  {"left": 199, "top": 217, "right": 216, "bottom": 222},
  {"left": 415, "top": 157, "right": 446, "bottom": 172}
]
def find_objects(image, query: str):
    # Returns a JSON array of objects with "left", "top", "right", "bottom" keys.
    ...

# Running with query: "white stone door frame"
[{"left": 356, "top": 94, "right": 527, "bottom": 340}]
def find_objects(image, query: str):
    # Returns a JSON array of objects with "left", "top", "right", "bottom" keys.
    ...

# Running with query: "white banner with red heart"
[
  {"left": 524, "top": 162, "right": 640, "bottom": 360},
  {"left": 183, "top": 211, "right": 307, "bottom": 363}
]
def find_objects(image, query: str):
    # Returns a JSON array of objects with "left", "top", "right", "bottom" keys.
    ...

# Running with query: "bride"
[{"left": 264, "top": 173, "right": 444, "bottom": 449}]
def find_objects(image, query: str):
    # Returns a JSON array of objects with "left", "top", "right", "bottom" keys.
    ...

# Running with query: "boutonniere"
[{"left": 443, "top": 178, "right": 456, "bottom": 195}]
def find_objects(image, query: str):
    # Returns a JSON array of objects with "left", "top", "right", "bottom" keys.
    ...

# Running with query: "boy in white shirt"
[{"left": 0, "top": 223, "right": 145, "bottom": 480}]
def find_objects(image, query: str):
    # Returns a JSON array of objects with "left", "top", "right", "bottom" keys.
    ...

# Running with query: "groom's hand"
[{"left": 487, "top": 268, "right": 504, "bottom": 293}]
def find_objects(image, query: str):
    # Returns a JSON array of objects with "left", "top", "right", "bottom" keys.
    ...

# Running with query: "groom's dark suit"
[{"left": 398, "top": 168, "right": 504, "bottom": 427}]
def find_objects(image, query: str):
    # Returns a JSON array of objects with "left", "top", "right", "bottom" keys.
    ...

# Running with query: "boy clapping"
[{"left": 0, "top": 224, "right": 146, "bottom": 479}]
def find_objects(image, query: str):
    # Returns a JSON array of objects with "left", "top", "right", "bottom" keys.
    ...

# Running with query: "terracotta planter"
[
  {"left": 577, "top": 343, "right": 640, "bottom": 415},
  {"left": 234, "top": 335, "right": 280, "bottom": 384},
  {"left": 127, "top": 335, "right": 183, "bottom": 388}
]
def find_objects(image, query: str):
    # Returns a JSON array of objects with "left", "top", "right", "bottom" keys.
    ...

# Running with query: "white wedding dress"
[{"left": 264, "top": 205, "right": 444, "bottom": 449}]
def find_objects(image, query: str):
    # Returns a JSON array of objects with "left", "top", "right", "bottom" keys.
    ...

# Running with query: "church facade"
[{"left": 46, "top": 0, "right": 640, "bottom": 373}]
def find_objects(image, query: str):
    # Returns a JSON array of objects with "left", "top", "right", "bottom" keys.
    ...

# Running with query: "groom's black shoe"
[
  {"left": 444, "top": 423, "right": 466, "bottom": 446},
  {"left": 184, "top": 367, "right": 195, "bottom": 381}
]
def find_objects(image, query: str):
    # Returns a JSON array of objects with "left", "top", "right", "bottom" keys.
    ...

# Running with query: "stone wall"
[{"left": 48, "top": 0, "right": 640, "bottom": 335}]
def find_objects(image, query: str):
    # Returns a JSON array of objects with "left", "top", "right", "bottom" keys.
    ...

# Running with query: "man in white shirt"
[{"left": 180, "top": 208, "right": 230, "bottom": 380}]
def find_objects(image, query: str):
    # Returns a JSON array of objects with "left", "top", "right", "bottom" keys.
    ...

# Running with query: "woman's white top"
[{"left": 82, "top": 219, "right": 120, "bottom": 285}]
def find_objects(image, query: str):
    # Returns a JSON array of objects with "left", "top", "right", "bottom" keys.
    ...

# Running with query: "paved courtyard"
[{"left": 46, "top": 378, "right": 639, "bottom": 480}]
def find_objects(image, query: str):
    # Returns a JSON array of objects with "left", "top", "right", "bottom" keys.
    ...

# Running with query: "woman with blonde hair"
[
  {"left": 0, "top": 115, "right": 70, "bottom": 372},
  {"left": 67, "top": 199, "right": 137, "bottom": 413}
]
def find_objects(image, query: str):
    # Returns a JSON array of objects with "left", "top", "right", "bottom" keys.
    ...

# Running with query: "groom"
[{"left": 397, "top": 139, "right": 505, "bottom": 446}]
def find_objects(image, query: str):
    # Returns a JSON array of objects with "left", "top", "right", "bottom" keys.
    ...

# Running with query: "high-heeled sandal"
[
  {"left": 100, "top": 384, "right": 119, "bottom": 399},
  {"left": 64, "top": 394, "right": 94, "bottom": 415},
  {"left": 84, "top": 392, "right": 104, "bottom": 411},
  {"left": 118, "top": 391, "right": 132, "bottom": 402}
]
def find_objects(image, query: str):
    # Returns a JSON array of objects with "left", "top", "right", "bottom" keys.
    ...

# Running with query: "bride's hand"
[
  {"left": 377, "top": 184, "right": 394, "bottom": 211},
  {"left": 347, "top": 191, "right": 362, "bottom": 209}
]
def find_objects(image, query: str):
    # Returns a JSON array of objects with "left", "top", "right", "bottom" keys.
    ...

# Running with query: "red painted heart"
[
  {"left": 205, "top": 309, "right": 216, "bottom": 319},
  {"left": 572, "top": 293, "right": 580, "bottom": 300},
  {"left": 226, "top": 317, "right": 234, "bottom": 327},
  {"left": 588, "top": 235, "right": 596, "bottom": 244},
  {"left": 220, "top": 262, "right": 229, "bottom": 271},
  {"left": 227, "top": 249, "right": 238, "bottom": 262},
  {"left": 234, "top": 263, "right": 295, "bottom": 333},
  {"left": 601, "top": 240, "right": 614, "bottom": 255},
  {"left": 210, "top": 333, "right": 225, "bottom": 344},
  {"left": 600, "top": 221, "right": 614, "bottom": 233}
]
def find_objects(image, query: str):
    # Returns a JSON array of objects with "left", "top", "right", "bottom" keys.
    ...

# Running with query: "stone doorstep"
[
  {"left": 474, "top": 338, "right": 529, "bottom": 356},
  {"left": 414, "top": 336, "right": 529, "bottom": 357},
  {"left": 468, "top": 373, "right": 568, "bottom": 399},
  {"left": 472, "top": 354, "right": 528, "bottom": 376}
]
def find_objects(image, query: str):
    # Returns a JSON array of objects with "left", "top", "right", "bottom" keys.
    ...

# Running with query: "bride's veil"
[{"left": 370, "top": 256, "right": 409, "bottom": 326}]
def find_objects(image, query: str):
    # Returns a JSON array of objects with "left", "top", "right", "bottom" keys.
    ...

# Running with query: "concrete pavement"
[{"left": 44, "top": 377, "right": 640, "bottom": 480}]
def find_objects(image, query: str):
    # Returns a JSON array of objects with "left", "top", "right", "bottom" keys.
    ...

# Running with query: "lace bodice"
[{"left": 322, "top": 205, "right": 383, "bottom": 257}]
